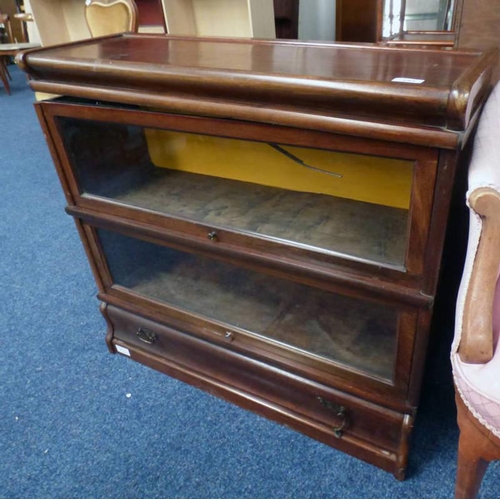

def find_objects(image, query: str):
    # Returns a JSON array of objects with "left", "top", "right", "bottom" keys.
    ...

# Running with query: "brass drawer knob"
[
  {"left": 317, "top": 396, "right": 349, "bottom": 438},
  {"left": 136, "top": 327, "right": 157, "bottom": 345}
]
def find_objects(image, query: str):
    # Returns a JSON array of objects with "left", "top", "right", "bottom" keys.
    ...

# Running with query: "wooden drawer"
[{"left": 105, "top": 303, "right": 411, "bottom": 477}]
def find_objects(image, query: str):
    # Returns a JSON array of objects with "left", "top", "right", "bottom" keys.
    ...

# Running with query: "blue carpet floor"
[{"left": 1, "top": 65, "right": 499, "bottom": 499}]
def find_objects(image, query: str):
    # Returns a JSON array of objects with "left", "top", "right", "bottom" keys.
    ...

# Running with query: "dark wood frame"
[
  {"left": 37, "top": 99, "right": 436, "bottom": 402},
  {"left": 83, "top": 217, "right": 419, "bottom": 397},
  {"left": 17, "top": 35, "right": 497, "bottom": 146},
  {"left": 25, "top": 34, "right": 496, "bottom": 481},
  {"left": 41, "top": 100, "right": 438, "bottom": 286},
  {"left": 33, "top": 93, "right": 452, "bottom": 474},
  {"left": 104, "top": 301, "right": 413, "bottom": 476},
  {"left": 34, "top": 97, "right": 436, "bottom": 477}
]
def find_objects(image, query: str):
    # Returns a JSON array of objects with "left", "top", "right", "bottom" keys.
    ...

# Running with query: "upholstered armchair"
[{"left": 451, "top": 82, "right": 500, "bottom": 498}]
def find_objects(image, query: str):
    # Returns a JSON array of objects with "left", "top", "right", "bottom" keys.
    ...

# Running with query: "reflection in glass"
[
  {"left": 58, "top": 117, "right": 413, "bottom": 267},
  {"left": 383, "top": 0, "right": 403, "bottom": 38},
  {"left": 383, "top": 0, "right": 457, "bottom": 38},
  {"left": 98, "top": 228, "right": 398, "bottom": 380}
]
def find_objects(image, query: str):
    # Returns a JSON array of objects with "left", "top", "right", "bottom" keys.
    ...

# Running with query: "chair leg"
[
  {"left": 0, "top": 59, "right": 11, "bottom": 95},
  {"left": 0, "top": 57, "right": 11, "bottom": 79},
  {"left": 456, "top": 434, "right": 489, "bottom": 498},
  {"left": 455, "top": 392, "right": 500, "bottom": 498},
  {"left": 4, "top": 58, "right": 11, "bottom": 80}
]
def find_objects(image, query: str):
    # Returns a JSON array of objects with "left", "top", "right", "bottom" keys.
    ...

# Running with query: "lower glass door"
[{"left": 96, "top": 228, "right": 400, "bottom": 382}]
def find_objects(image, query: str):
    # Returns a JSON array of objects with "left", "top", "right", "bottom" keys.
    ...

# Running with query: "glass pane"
[
  {"left": 97, "top": 228, "right": 399, "bottom": 380},
  {"left": 403, "top": 0, "right": 455, "bottom": 31},
  {"left": 59, "top": 117, "right": 412, "bottom": 267}
]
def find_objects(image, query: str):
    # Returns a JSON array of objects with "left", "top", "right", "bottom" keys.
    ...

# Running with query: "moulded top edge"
[{"left": 17, "top": 34, "right": 498, "bottom": 134}]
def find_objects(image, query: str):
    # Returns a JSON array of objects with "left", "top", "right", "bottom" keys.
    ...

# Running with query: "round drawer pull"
[
  {"left": 208, "top": 231, "right": 218, "bottom": 241},
  {"left": 225, "top": 331, "right": 235, "bottom": 342},
  {"left": 136, "top": 327, "right": 157, "bottom": 345}
]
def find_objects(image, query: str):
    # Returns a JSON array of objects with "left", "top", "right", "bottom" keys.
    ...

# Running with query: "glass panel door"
[
  {"left": 57, "top": 116, "right": 413, "bottom": 268},
  {"left": 96, "top": 228, "right": 400, "bottom": 381}
]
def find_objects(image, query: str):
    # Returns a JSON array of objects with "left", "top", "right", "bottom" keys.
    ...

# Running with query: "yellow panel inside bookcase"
[{"left": 145, "top": 129, "right": 413, "bottom": 209}]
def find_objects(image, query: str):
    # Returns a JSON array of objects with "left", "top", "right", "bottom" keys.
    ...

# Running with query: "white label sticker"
[
  {"left": 116, "top": 345, "right": 131, "bottom": 357},
  {"left": 392, "top": 77, "right": 425, "bottom": 84}
]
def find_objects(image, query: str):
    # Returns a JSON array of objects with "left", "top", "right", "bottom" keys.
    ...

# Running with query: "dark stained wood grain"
[
  {"left": 394, "top": 414, "right": 414, "bottom": 480},
  {"left": 106, "top": 303, "right": 408, "bottom": 476},
  {"left": 404, "top": 157, "right": 437, "bottom": 276},
  {"left": 135, "top": 0, "right": 165, "bottom": 29},
  {"left": 34, "top": 103, "right": 76, "bottom": 206},
  {"left": 99, "top": 288, "right": 416, "bottom": 411},
  {"left": 42, "top": 101, "right": 446, "bottom": 285},
  {"left": 30, "top": 80, "right": 463, "bottom": 149},
  {"left": 41, "top": 99, "right": 439, "bottom": 161},
  {"left": 455, "top": 392, "right": 500, "bottom": 498},
  {"left": 18, "top": 34, "right": 476, "bottom": 86},
  {"left": 28, "top": 36, "right": 496, "bottom": 480},
  {"left": 67, "top": 203, "right": 433, "bottom": 311},
  {"left": 422, "top": 149, "right": 461, "bottom": 295},
  {"left": 385, "top": 32, "right": 456, "bottom": 45},
  {"left": 17, "top": 34, "right": 496, "bottom": 145},
  {"left": 336, "top": 0, "right": 380, "bottom": 42}
]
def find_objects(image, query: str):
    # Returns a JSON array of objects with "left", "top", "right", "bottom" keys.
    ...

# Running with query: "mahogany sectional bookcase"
[{"left": 18, "top": 34, "right": 496, "bottom": 479}]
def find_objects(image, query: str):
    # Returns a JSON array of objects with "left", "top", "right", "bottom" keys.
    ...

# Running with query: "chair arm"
[{"left": 459, "top": 187, "right": 500, "bottom": 363}]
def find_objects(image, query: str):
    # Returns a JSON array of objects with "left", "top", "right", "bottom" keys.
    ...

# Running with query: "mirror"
[
  {"left": 302, "top": 0, "right": 462, "bottom": 46},
  {"left": 382, "top": 0, "right": 459, "bottom": 42},
  {"left": 24, "top": 0, "right": 463, "bottom": 48}
]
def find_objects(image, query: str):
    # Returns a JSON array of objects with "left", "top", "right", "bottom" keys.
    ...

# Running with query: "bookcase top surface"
[{"left": 19, "top": 34, "right": 498, "bottom": 145}]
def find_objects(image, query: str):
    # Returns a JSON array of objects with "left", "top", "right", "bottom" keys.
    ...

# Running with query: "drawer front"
[
  {"left": 106, "top": 303, "right": 409, "bottom": 470},
  {"left": 42, "top": 101, "right": 437, "bottom": 279}
]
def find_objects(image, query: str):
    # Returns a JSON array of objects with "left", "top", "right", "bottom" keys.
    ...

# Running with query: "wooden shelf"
[{"left": 87, "top": 165, "right": 408, "bottom": 267}]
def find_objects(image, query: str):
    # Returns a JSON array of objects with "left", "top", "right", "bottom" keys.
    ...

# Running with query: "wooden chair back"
[
  {"left": 0, "top": 0, "right": 23, "bottom": 42},
  {"left": 84, "top": 0, "right": 139, "bottom": 38}
]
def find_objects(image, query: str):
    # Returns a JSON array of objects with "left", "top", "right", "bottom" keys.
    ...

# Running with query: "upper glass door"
[{"left": 56, "top": 115, "right": 414, "bottom": 269}]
